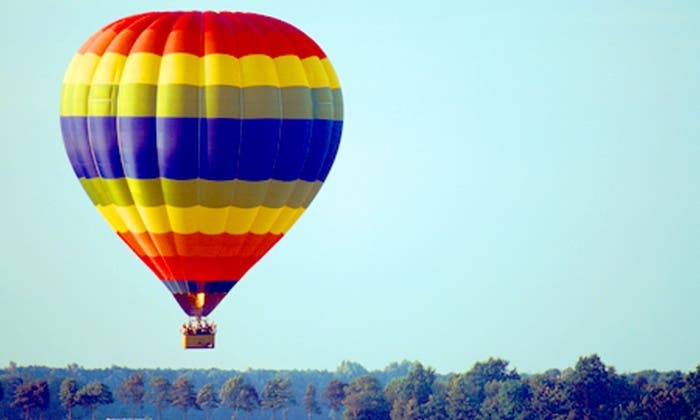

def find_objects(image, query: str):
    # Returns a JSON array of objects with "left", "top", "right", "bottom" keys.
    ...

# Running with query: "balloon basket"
[{"left": 182, "top": 333, "right": 215, "bottom": 349}]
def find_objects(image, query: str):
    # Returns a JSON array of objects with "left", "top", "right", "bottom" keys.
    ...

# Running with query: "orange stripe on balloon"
[{"left": 118, "top": 232, "right": 283, "bottom": 280}]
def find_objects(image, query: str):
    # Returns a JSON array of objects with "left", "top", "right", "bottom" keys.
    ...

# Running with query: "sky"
[{"left": 1, "top": 1, "right": 699, "bottom": 375}]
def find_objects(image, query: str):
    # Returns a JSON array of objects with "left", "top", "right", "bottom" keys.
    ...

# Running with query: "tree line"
[{"left": 1, "top": 354, "right": 699, "bottom": 419}]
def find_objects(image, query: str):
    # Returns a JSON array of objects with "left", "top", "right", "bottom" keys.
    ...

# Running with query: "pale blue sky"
[{"left": 1, "top": 1, "right": 698, "bottom": 374}]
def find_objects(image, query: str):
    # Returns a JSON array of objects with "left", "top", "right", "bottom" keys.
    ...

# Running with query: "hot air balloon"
[{"left": 59, "top": 11, "right": 343, "bottom": 348}]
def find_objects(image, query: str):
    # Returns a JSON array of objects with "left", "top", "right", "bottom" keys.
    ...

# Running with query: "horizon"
[{"left": 4, "top": 354, "right": 698, "bottom": 377}]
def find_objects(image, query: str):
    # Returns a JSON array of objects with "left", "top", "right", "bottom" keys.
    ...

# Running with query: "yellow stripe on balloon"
[
  {"left": 96, "top": 204, "right": 305, "bottom": 235},
  {"left": 159, "top": 54, "right": 203, "bottom": 85},
  {"left": 274, "top": 55, "right": 311, "bottom": 86},
  {"left": 62, "top": 55, "right": 82, "bottom": 84},
  {"left": 62, "top": 53, "right": 96, "bottom": 84},
  {"left": 60, "top": 84, "right": 89, "bottom": 116},
  {"left": 322, "top": 59, "right": 341, "bottom": 90},
  {"left": 68, "top": 52, "right": 339, "bottom": 88},
  {"left": 302, "top": 57, "right": 331, "bottom": 89},
  {"left": 238, "top": 55, "right": 279, "bottom": 87},
  {"left": 96, "top": 204, "right": 144, "bottom": 233},
  {"left": 121, "top": 53, "right": 162, "bottom": 85},
  {"left": 91, "top": 52, "right": 128, "bottom": 84}
]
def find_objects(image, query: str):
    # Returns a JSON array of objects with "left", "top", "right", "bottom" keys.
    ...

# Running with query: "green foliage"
[
  {"left": 322, "top": 379, "right": 347, "bottom": 420},
  {"left": 261, "top": 377, "right": 296, "bottom": 419},
  {"left": 170, "top": 376, "right": 199, "bottom": 419},
  {"left": 148, "top": 375, "right": 172, "bottom": 420},
  {"left": 528, "top": 371, "right": 570, "bottom": 418},
  {"left": 336, "top": 361, "right": 369, "bottom": 380},
  {"left": 33, "top": 381, "right": 50, "bottom": 412},
  {"left": 219, "top": 375, "right": 244, "bottom": 409},
  {"left": 402, "top": 362, "right": 436, "bottom": 406},
  {"left": 683, "top": 365, "right": 700, "bottom": 418},
  {"left": 342, "top": 375, "right": 390, "bottom": 420},
  {"left": 75, "top": 380, "right": 114, "bottom": 420},
  {"left": 388, "top": 362, "right": 446, "bottom": 420},
  {"left": 634, "top": 384, "right": 692, "bottom": 418},
  {"left": 219, "top": 375, "right": 260, "bottom": 418},
  {"left": 562, "top": 354, "right": 641, "bottom": 418},
  {"left": 59, "top": 378, "right": 78, "bottom": 420},
  {"left": 445, "top": 373, "right": 479, "bottom": 419},
  {"left": 480, "top": 379, "right": 533, "bottom": 419},
  {"left": 196, "top": 383, "right": 220, "bottom": 409},
  {"left": 10, "top": 381, "right": 35, "bottom": 417},
  {"left": 196, "top": 383, "right": 220, "bottom": 420},
  {"left": 446, "top": 357, "right": 521, "bottom": 419},
  {"left": 420, "top": 384, "right": 449, "bottom": 420},
  {"left": 1, "top": 356, "right": 699, "bottom": 420},
  {"left": 565, "top": 354, "right": 613, "bottom": 416},
  {"left": 116, "top": 371, "right": 145, "bottom": 418},
  {"left": 302, "top": 384, "right": 321, "bottom": 418},
  {"left": 11, "top": 380, "right": 49, "bottom": 419}
]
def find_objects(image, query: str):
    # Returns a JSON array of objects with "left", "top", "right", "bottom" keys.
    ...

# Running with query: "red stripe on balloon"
[
  {"left": 78, "top": 11, "right": 326, "bottom": 58},
  {"left": 143, "top": 255, "right": 265, "bottom": 281},
  {"left": 117, "top": 231, "right": 283, "bottom": 280}
]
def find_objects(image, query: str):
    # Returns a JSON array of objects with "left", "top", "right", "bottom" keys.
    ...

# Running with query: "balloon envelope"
[{"left": 60, "top": 11, "right": 343, "bottom": 316}]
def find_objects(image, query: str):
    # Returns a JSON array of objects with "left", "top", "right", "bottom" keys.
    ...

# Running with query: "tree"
[
  {"left": 388, "top": 362, "right": 441, "bottom": 419},
  {"left": 7, "top": 361, "right": 17, "bottom": 376},
  {"left": 323, "top": 379, "right": 347, "bottom": 420},
  {"left": 236, "top": 381, "right": 261, "bottom": 419},
  {"left": 637, "top": 384, "right": 692, "bottom": 419},
  {"left": 11, "top": 381, "right": 39, "bottom": 420},
  {"left": 384, "top": 377, "right": 405, "bottom": 408},
  {"left": 682, "top": 365, "right": 700, "bottom": 418},
  {"left": 196, "top": 383, "right": 220, "bottom": 420},
  {"left": 8, "top": 380, "right": 50, "bottom": 420},
  {"left": 148, "top": 376, "right": 173, "bottom": 420},
  {"left": 563, "top": 354, "right": 638, "bottom": 418},
  {"left": 220, "top": 376, "right": 260, "bottom": 420},
  {"left": 445, "top": 374, "right": 477, "bottom": 420},
  {"left": 402, "top": 362, "right": 436, "bottom": 407},
  {"left": 303, "top": 384, "right": 322, "bottom": 419},
  {"left": 565, "top": 354, "right": 611, "bottom": 418},
  {"left": 60, "top": 378, "right": 79, "bottom": 420},
  {"left": 67, "top": 363, "right": 80, "bottom": 375},
  {"left": 75, "top": 381, "right": 114, "bottom": 420},
  {"left": 261, "top": 377, "right": 296, "bottom": 420},
  {"left": 336, "top": 361, "right": 369, "bottom": 380},
  {"left": 528, "top": 371, "right": 570, "bottom": 419},
  {"left": 480, "top": 379, "right": 533, "bottom": 419},
  {"left": 419, "top": 383, "right": 448, "bottom": 420},
  {"left": 116, "top": 371, "right": 146, "bottom": 419},
  {"left": 220, "top": 376, "right": 244, "bottom": 419},
  {"left": 171, "top": 376, "right": 199, "bottom": 420},
  {"left": 1, "top": 375, "right": 23, "bottom": 419},
  {"left": 342, "top": 375, "right": 390, "bottom": 420},
  {"left": 446, "top": 358, "right": 519, "bottom": 419},
  {"left": 33, "top": 381, "right": 50, "bottom": 420}
]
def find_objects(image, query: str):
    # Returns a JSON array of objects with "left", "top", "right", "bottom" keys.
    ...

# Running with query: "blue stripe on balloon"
[
  {"left": 60, "top": 116, "right": 98, "bottom": 179},
  {"left": 162, "top": 280, "right": 237, "bottom": 294},
  {"left": 118, "top": 116, "right": 160, "bottom": 178},
  {"left": 88, "top": 116, "right": 125, "bottom": 178},
  {"left": 60, "top": 116, "right": 342, "bottom": 182},
  {"left": 317, "top": 121, "right": 343, "bottom": 181}
]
